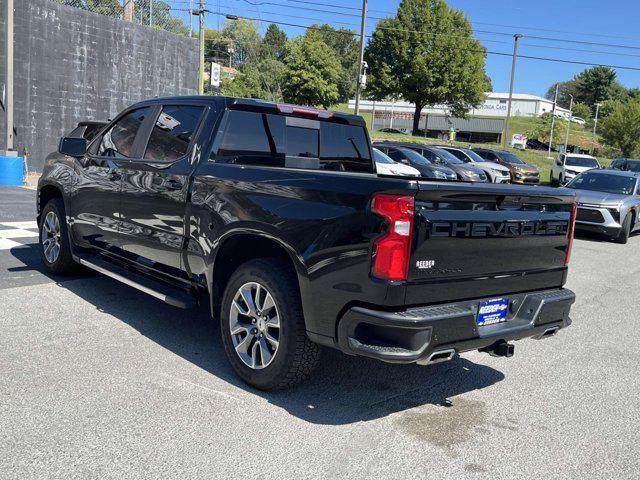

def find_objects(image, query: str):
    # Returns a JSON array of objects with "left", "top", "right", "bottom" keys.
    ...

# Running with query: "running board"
[{"left": 74, "top": 255, "right": 196, "bottom": 309}]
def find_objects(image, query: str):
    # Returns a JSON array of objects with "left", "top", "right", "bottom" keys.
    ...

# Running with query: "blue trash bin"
[{"left": 0, "top": 156, "right": 24, "bottom": 186}]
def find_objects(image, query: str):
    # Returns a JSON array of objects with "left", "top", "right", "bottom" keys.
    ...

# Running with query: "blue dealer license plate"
[{"left": 477, "top": 298, "right": 509, "bottom": 326}]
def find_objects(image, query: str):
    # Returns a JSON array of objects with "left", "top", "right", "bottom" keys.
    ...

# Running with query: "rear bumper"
[{"left": 337, "top": 288, "right": 575, "bottom": 364}]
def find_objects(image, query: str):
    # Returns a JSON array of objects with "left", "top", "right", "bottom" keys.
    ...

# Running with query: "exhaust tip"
[{"left": 417, "top": 348, "right": 456, "bottom": 365}]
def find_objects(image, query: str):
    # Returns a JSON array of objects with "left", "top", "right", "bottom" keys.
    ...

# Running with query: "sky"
[{"left": 173, "top": 0, "right": 640, "bottom": 98}]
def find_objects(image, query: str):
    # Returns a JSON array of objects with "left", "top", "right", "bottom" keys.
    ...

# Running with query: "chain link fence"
[{"left": 51, "top": 0, "right": 194, "bottom": 36}]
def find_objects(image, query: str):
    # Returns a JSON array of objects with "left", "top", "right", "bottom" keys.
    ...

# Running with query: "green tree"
[
  {"left": 262, "top": 24, "right": 289, "bottom": 61},
  {"left": 205, "top": 28, "right": 233, "bottom": 66},
  {"left": 526, "top": 112, "right": 566, "bottom": 145},
  {"left": 600, "top": 101, "right": 640, "bottom": 157},
  {"left": 571, "top": 102, "right": 592, "bottom": 121},
  {"left": 364, "top": 0, "right": 490, "bottom": 134},
  {"left": 305, "top": 25, "right": 359, "bottom": 103},
  {"left": 574, "top": 66, "right": 623, "bottom": 107},
  {"left": 221, "top": 57, "right": 286, "bottom": 101},
  {"left": 282, "top": 36, "right": 341, "bottom": 108},
  {"left": 52, "top": 0, "right": 122, "bottom": 16},
  {"left": 223, "top": 19, "right": 262, "bottom": 68},
  {"left": 545, "top": 80, "right": 578, "bottom": 110}
]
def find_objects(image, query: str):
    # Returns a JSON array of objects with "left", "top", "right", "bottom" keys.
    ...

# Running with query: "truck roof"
[{"left": 129, "top": 95, "right": 366, "bottom": 127}]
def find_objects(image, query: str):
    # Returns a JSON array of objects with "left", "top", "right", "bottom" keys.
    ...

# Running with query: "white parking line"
[
  {"left": 0, "top": 229, "right": 38, "bottom": 239},
  {"left": 0, "top": 238, "right": 28, "bottom": 250},
  {"left": 0, "top": 221, "right": 38, "bottom": 230}
]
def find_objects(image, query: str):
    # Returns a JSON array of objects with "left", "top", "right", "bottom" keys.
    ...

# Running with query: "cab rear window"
[{"left": 213, "top": 110, "right": 372, "bottom": 173}]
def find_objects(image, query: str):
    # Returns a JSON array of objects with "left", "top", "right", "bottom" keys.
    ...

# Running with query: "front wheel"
[
  {"left": 220, "top": 258, "right": 320, "bottom": 390},
  {"left": 615, "top": 214, "right": 633, "bottom": 244},
  {"left": 39, "top": 198, "right": 77, "bottom": 274}
]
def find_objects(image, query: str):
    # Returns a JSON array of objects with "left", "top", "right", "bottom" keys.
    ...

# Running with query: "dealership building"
[
  {"left": 349, "top": 92, "right": 571, "bottom": 142},
  {"left": 348, "top": 92, "right": 571, "bottom": 118}
]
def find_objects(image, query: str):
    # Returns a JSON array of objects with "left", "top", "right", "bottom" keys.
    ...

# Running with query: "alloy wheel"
[
  {"left": 41, "top": 211, "right": 61, "bottom": 264},
  {"left": 229, "top": 282, "right": 281, "bottom": 369}
]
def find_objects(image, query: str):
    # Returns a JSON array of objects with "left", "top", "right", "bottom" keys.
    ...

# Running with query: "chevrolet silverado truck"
[{"left": 37, "top": 96, "right": 577, "bottom": 390}]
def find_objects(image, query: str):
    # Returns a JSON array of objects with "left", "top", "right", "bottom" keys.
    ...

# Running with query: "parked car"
[
  {"left": 570, "top": 116, "right": 586, "bottom": 125},
  {"left": 38, "top": 95, "right": 576, "bottom": 390},
  {"left": 550, "top": 153, "right": 601, "bottom": 186},
  {"left": 372, "top": 143, "right": 457, "bottom": 180},
  {"left": 437, "top": 146, "right": 511, "bottom": 183},
  {"left": 373, "top": 148, "right": 420, "bottom": 177},
  {"left": 473, "top": 148, "right": 541, "bottom": 184},
  {"left": 611, "top": 158, "right": 640, "bottom": 173},
  {"left": 66, "top": 121, "right": 107, "bottom": 142},
  {"left": 565, "top": 169, "right": 640, "bottom": 243},
  {"left": 378, "top": 127, "right": 408, "bottom": 135},
  {"left": 375, "top": 141, "right": 487, "bottom": 182}
]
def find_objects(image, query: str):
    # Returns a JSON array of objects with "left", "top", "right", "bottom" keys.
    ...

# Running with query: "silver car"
[{"left": 566, "top": 169, "right": 640, "bottom": 244}]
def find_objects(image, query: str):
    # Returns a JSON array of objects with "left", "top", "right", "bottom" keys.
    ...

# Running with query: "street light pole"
[
  {"left": 563, "top": 95, "right": 574, "bottom": 154},
  {"left": 353, "top": 0, "right": 368, "bottom": 115},
  {"left": 548, "top": 83, "right": 558, "bottom": 158},
  {"left": 503, "top": 33, "right": 523, "bottom": 149},
  {"left": 592, "top": 102, "right": 601, "bottom": 152},
  {"left": 197, "top": 0, "right": 205, "bottom": 95}
]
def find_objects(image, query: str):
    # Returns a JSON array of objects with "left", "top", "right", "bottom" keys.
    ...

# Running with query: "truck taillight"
[
  {"left": 565, "top": 202, "right": 577, "bottom": 266},
  {"left": 371, "top": 194, "right": 415, "bottom": 281}
]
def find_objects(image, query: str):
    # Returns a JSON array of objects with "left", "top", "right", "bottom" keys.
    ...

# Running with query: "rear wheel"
[
  {"left": 615, "top": 214, "right": 633, "bottom": 244},
  {"left": 39, "top": 198, "right": 77, "bottom": 274},
  {"left": 550, "top": 172, "right": 558, "bottom": 186},
  {"left": 220, "top": 258, "right": 320, "bottom": 390}
]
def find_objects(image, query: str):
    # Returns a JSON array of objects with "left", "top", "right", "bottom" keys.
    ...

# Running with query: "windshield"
[
  {"left": 565, "top": 156, "right": 599, "bottom": 168},
  {"left": 499, "top": 151, "right": 526, "bottom": 165},
  {"left": 625, "top": 161, "right": 640, "bottom": 172},
  {"left": 459, "top": 149, "right": 486, "bottom": 163},
  {"left": 398, "top": 148, "right": 431, "bottom": 165},
  {"left": 433, "top": 148, "right": 464, "bottom": 164},
  {"left": 567, "top": 172, "right": 637, "bottom": 195},
  {"left": 373, "top": 148, "right": 395, "bottom": 165}
]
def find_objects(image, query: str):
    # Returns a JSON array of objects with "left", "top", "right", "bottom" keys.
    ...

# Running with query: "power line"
[
  {"left": 214, "top": 0, "right": 640, "bottom": 51},
  {"left": 212, "top": 11, "right": 640, "bottom": 72},
  {"left": 217, "top": 5, "right": 640, "bottom": 60}
]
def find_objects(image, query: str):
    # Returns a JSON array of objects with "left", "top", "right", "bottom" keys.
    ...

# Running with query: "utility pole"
[
  {"left": 149, "top": 0, "right": 153, "bottom": 27},
  {"left": 547, "top": 83, "right": 558, "bottom": 158},
  {"left": 123, "top": 0, "right": 135, "bottom": 22},
  {"left": 197, "top": 1, "right": 205, "bottom": 95},
  {"left": 563, "top": 95, "right": 574, "bottom": 154},
  {"left": 503, "top": 33, "right": 523, "bottom": 149},
  {"left": 353, "top": 0, "right": 368, "bottom": 115},
  {"left": 3, "top": 0, "right": 15, "bottom": 155},
  {"left": 188, "top": 0, "right": 193, "bottom": 36},
  {"left": 592, "top": 102, "right": 601, "bottom": 152}
]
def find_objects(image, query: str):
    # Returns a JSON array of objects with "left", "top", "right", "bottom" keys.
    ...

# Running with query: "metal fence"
[{"left": 51, "top": 0, "right": 194, "bottom": 36}]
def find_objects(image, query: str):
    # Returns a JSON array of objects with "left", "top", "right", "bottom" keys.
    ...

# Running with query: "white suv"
[{"left": 551, "top": 153, "right": 600, "bottom": 186}]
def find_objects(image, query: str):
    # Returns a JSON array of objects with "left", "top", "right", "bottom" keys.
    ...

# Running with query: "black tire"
[
  {"left": 220, "top": 258, "right": 320, "bottom": 390},
  {"left": 550, "top": 172, "right": 558, "bottom": 187},
  {"left": 39, "top": 198, "right": 77, "bottom": 274},
  {"left": 615, "top": 214, "right": 633, "bottom": 244}
]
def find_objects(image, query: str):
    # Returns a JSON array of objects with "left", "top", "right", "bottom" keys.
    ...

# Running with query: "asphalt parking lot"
[{"left": 1, "top": 186, "right": 639, "bottom": 479}]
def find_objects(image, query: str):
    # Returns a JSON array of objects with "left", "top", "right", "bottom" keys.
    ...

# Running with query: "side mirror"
[
  {"left": 555, "top": 160, "right": 562, "bottom": 166},
  {"left": 59, "top": 137, "right": 87, "bottom": 157}
]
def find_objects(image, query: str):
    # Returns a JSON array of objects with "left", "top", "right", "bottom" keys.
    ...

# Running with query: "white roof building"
[{"left": 348, "top": 92, "right": 571, "bottom": 118}]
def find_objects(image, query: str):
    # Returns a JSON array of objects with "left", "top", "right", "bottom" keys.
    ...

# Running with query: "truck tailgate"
[{"left": 406, "top": 182, "right": 575, "bottom": 305}]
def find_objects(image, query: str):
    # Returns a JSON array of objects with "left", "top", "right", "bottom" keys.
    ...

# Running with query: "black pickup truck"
[{"left": 38, "top": 96, "right": 577, "bottom": 390}]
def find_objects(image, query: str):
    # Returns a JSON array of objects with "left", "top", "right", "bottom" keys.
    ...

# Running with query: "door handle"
[{"left": 165, "top": 179, "right": 183, "bottom": 191}]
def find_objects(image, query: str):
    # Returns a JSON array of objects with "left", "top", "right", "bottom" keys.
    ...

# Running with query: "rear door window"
[
  {"left": 144, "top": 105, "right": 205, "bottom": 162},
  {"left": 215, "top": 110, "right": 285, "bottom": 167},
  {"left": 96, "top": 107, "right": 151, "bottom": 158}
]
